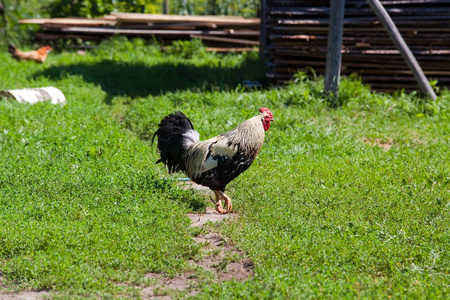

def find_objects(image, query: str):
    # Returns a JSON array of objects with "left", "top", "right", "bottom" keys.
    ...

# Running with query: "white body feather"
[{"left": 182, "top": 114, "right": 266, "bottom": 180}]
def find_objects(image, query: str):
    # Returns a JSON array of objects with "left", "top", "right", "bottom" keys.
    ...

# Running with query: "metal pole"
[
  {"left": 163, "top": 0, "right": 169, "bottom": 15},
  {"left": 324, "top": 0, "right": 345, "bottom": 102},
  {"left": 366, "top": 0, "right": 437, "bottom": 100}
]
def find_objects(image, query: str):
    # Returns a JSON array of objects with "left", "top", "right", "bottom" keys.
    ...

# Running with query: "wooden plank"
[
  {"left": 19, "top": 18, "right": 116, "bottom": 25},
  {"left": 269, "top": 34, "right": 314, "bottom": 40},
  {"left": 190, "top": 34, "right": 259, "bottom": 45},
  {"left": 110, "top": 12, "right": 259, "bottom": 25},
  {"left": 111, "top": 12, "right": 248, "bottom": 20},
  {"left": 206, "top": 47, "right": 258, "bottom": 52},
  {"left": 117, "top": 22, "right": 218, "bottom": 29}
]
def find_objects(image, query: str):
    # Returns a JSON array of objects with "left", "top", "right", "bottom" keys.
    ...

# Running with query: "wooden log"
[
  {"left": 324, "top": 0, "right": 345, "bottom": 98},
  {"left": 367, "top": 0, "right": 437, "bottom": 100}
]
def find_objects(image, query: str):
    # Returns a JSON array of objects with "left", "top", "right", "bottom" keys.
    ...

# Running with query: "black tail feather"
[{"left": 153, "top": 111, "right": 195, "bottom": 173}]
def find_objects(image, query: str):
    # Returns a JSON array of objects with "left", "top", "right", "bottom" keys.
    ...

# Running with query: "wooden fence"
[{"left": 260, "top": 0, "right": 450, "bottom": 91}]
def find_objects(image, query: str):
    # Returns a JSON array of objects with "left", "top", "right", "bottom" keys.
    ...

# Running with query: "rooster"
[
  {"left": 153, "top": 107, "right": 274, "bottom": 214},
  {"left": 8, "top": 43, "right": 52, "bottom": 63}
]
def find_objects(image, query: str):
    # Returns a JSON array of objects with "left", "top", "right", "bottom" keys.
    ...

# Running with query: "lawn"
[{"left": 0, "top": 38, "right": 449, "bottom": 299}]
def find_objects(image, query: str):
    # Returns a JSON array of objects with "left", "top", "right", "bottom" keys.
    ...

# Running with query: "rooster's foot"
[{"left": 214, "top": 190, "right": 232, "bottom": 214}]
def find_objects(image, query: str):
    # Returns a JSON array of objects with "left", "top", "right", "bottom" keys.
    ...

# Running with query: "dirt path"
[
  {"left": 0, "top": 183, "right": 253, "bottom": 299},
  {"left": 0, "top": 292, "right": 47, "bottom": 300},
  {"left": 141, "top": 207, "right": 253, "bottom": 299},
  {"left": 0, "top": 280, "right": 48, "bottom": 300}
]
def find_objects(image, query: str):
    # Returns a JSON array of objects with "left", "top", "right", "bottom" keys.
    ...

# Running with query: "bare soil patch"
[
  {"left": 0, "top": 292, "right": 48, "bottom": 300},
  {"left": 192, "top": 231, "right": 253, "bottom": 282},
  {"left": 0, "top": 276, "right": 49, "bottom": 300},
  {"left": 141, "top": 207, "right": 253, "bottom": 299},
  {"left": 363, "top": 137, "right": 394, "bottom": 151}
]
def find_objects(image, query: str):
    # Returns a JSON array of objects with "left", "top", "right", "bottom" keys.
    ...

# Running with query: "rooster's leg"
[
  {"left": 216, "top": 191, "right": 232, "bottom": 214},
  {"left": 213, "top": 190, "right": 227, "bottom": 214}
]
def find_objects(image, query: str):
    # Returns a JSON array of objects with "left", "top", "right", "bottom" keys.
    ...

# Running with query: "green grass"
[{"left": 0, "top": 38, "right": 449, "bottom": 299}]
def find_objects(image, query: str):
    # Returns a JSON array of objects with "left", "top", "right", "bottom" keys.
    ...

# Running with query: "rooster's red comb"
[{"left": 259, "top": 107, "right": 273, "bottom": 118}]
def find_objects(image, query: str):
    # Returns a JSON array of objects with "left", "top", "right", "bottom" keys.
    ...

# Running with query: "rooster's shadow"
[{"left": 34, "top": 59, "right": 265, "bottom": 104}]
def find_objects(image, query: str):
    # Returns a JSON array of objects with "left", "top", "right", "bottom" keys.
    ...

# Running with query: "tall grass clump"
[{"left": 1, "top": 0, "right": 52, "bottom": 49}]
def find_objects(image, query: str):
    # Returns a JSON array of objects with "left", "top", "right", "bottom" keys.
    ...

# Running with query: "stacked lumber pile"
[
  {"left": 262, "top": 0, "right": 450, "bottom": 91},
  {"left": 20, "top": 13, "right": 260, "bottom": 52}
]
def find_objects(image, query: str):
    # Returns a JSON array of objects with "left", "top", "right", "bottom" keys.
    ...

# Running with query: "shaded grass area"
[
  {"left": 0, "top": 38, "right": 449, "bottom": 298},
  {"left": 33, "top": 58, "right": 264, "bottom": 103},
  {"left": 30, "top": 39, "right": 266, "bottom": 105}
]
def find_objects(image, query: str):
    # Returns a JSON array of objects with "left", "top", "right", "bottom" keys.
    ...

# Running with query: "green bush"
[
  {"left": 0, "top": 0, "right": 52, "bottom": 49},
  {"left": 170, "top": 0, "right": 259, "bottom": 17},
  {"left": 45, "top": 0, "right": 258, "bottom": 18},
  {"left": 45, "top": 0, "right": 162, "bottom": 18}
]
